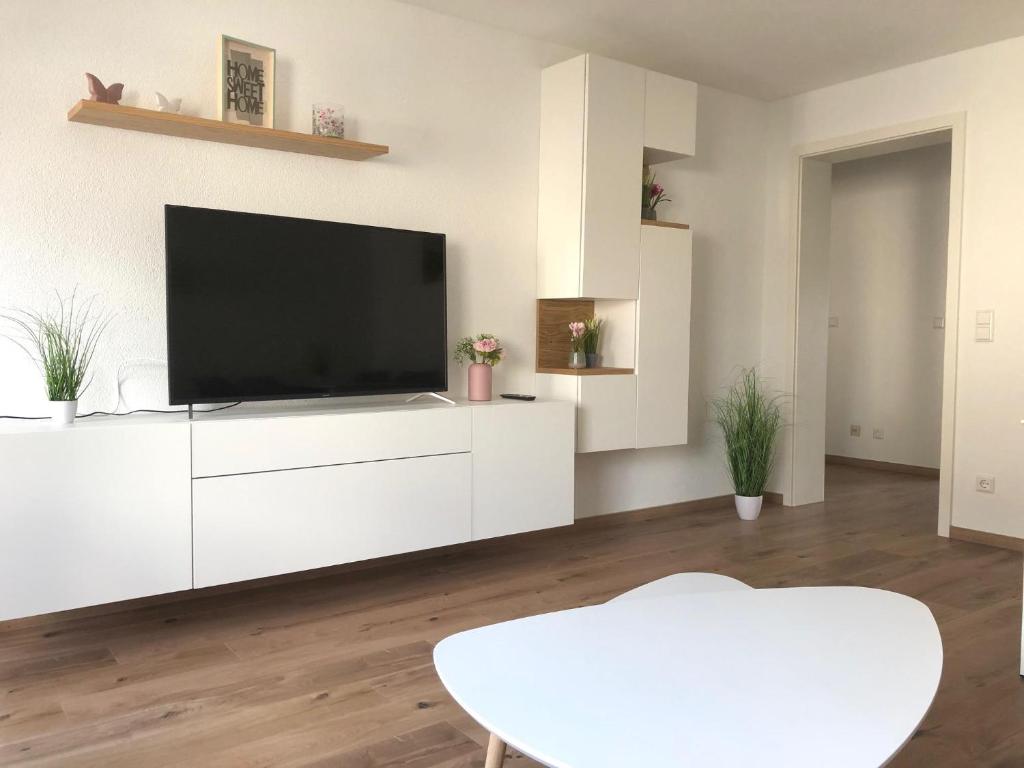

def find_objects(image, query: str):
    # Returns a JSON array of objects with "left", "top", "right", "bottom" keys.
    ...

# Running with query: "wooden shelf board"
[
  {"left": 641, "top": 219, "right": 689, "bottom": 230},
  {"left": 537, "top": 367, "right": 635, "bottom": 376},
  {"left": 67, "top": 100, "right": 389, "bottom": 161}
]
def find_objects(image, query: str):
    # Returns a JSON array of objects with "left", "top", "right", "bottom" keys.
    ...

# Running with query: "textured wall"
[{"left": 0, "top": 0, "right": 569, "bottom": 414}]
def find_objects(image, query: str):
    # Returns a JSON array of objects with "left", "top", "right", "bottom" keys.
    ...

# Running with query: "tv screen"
[{"left": 165, "top": 205, "right": 447, "bottom": 405}]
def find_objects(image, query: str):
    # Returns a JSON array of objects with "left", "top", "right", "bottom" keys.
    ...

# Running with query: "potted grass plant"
[
  {"left": 712, "top": 368, "right": 783, "bottom": 520},
  {"left": 3, "top": 292, "right": 110, "bottom": 425},
  {"left": 583, "top": 317, "right": 603, "bottom": 368}
]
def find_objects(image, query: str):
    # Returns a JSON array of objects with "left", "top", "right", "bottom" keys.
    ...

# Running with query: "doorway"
[{"left": 785, "top": 115, "right": 966, "bottom": 536}]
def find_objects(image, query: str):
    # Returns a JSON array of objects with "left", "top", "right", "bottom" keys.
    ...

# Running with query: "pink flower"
[
  {"left": 569, "top": 321, "right": 585, "bottom": 338},
  {"left": 473, "top": 338, "right": 498, "bottom": 353},
  {"left": 651, "top": 183, "right": 664, "bottom": 196}
]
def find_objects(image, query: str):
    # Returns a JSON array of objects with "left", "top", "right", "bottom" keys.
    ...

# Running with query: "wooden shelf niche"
[
  {"left": 67, "top": 100, "right": 389, "bottom": 161},
  {"left": 641, "top": 219, "right": 689, "bottom": 230},
  {"left": 536, "top": 298, "right": 635, "bottom": 376}
]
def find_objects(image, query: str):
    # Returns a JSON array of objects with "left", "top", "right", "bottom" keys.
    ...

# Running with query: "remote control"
[{"left": 500, "top": 393, "right": 536, "bottom": 401}]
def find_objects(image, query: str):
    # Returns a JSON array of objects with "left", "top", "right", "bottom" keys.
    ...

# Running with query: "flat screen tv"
[{"left": 165, "top": 205, "right": 447, "bottom": 405}]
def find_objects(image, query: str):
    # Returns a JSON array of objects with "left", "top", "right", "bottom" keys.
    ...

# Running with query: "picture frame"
[{"left": 219, "top": 35, "right": 275, "bottom": 128}]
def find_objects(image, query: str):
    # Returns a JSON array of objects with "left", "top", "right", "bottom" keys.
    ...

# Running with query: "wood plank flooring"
[{"left": 1, "top": 465, "right": 1021, "bottom": 766}]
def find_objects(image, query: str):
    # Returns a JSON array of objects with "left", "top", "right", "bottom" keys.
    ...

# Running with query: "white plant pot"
[
  {"left": 49, "top": 399, "right": 78, "bottom": 426},
  {"left": 734, "top": 494, "right": 763, "bottom": 521}
]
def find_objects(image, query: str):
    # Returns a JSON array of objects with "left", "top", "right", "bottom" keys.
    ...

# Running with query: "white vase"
[
  {"left": 49, "top": 399, "right": 78, "bottom": 426},
  {"left": 734, "top": 494, "right": 763, "bottom": 521}
]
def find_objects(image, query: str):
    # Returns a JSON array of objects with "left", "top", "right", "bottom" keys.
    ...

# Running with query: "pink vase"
[{"left": 468, "top": 362, "right": 492, "bottom": 401}]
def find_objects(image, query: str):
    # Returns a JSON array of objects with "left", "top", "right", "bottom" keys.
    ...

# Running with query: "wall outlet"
[
  {"left": 873, "top": 428, "right": 884, "bottom": 440},
  {"left": 976, "top": 475, "right": 995, "bottom": 494},
  {"left": 850, "top": 424, "right": 861, "bottom": 437},
  {"left": 828, "top": 316, "right": 839, "bottom": 328}
]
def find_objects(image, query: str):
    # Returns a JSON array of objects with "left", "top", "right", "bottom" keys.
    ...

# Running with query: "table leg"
[{"left": 485, "top": 732, "right": 507, "bottom": 768}]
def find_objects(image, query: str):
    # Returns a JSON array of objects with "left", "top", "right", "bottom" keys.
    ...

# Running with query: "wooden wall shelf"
[
  {"left": 641, "top": 219, "right": 689, "bottom": 229},
  {"left": 537, "top": 367, "right": 635, "bottom": 376},
  {"left": 67, "top": 100, "right": 389, "bottom": 161}
]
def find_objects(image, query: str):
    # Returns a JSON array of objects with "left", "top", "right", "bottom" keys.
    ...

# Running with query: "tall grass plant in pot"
[
  {"left": 712, "top": 368, "right": 783, "bottom": 520},
  {"left": 2, "top": 292, "right": 110, "bottom": 426}
]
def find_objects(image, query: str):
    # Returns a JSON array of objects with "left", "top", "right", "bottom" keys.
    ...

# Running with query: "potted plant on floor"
[
  {"left": 2, "top": 292, "right": 110, "bottom": 425},
  {"left": 712, "top": 368, "right": 783, "bottom": 520},
  {"left": 454, "top": 333, "right": 504, "bottom": 401}
]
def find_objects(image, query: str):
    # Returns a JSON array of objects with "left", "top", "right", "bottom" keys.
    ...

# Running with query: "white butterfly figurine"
[{"left": 155, "top": 92, "right": 182, "bottom": 113}]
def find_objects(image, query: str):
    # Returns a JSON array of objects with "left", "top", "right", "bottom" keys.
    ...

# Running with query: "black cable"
[{"left": 0, "top": 402, "right": 241, "bottom": 420}]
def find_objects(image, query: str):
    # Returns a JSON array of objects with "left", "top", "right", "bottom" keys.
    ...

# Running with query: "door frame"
[{"left": 784, "top": 113, "right": 966, "bottom": 536}]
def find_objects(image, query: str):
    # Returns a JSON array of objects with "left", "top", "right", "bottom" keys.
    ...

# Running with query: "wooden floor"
[{"left": 1, "top": 465, "right": 1022, "bottom": 766}]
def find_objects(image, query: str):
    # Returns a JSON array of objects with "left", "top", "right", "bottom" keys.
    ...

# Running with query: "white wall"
[
  {"left": 762, "top": 36, "right": 1024, "bottom": 538},
  {"left": 576, "top": 86, "right": 769, "bottom": 516},
  {"left": 0, "top": 0, "right": 772, "bottom": 519},
  {"left": 0, "top": 0, "right": 570, "bottom": 414},
  {"left": 825, "top": 145, "right": 950, "bottom": 469}
]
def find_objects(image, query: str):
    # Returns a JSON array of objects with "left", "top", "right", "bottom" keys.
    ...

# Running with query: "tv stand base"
[{"left": 406, "top": 392, "right": 456, "bottom": 406}]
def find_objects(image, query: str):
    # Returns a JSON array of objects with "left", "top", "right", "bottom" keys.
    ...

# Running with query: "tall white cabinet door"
[
  {"left": 537, "top": 55, "right": 587, "bottom": 299},
  {"left": 0, "top": 422, "right": 192, "bottom": 620},
  {"left": 578, "top": 376, "right": 638, "bottom": 453},
  {"left": 471, "top": 401, "right": 574, "bottom": 540},
  {"left": 580, "top": 55, "right": 645, "bottom": 299},
  {"left": 636, "top": 225, "right": 692, "bottom": 448}
]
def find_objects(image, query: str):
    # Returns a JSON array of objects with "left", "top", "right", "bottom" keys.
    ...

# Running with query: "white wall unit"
[
  {"left": 471, "top": 400, "right": 575, "bottom": 540},
  {"left": 193, "top": 453, "right": 472, "bottom": 587},
  {"left": 535, "top": 53, "right": 696, "bottom": 455},
  {"left": 580, "top": 55, "right": 645, "bottom": 299},
  {"left": 0, "top": 420, "right": 192, "bottom": 621},
  {"left": 643, "top": 70, "right": 698, "bottom": 164},
  {"left": 579, "top": 376, "right": 639, "bottom": 453},
  {"left": 535, "top": 375, "right": 639, "bottom": 454},
  {"left": 192, "top": 406, "right": 471, "bottom": 477},
  {"left": 0, "top": 399, "right": 574, "bottom": 620},
  {"left": 636, "top": 225, "right": 693, "bottom": 448},
  {"left": 537, "top": 55, "right": 587, "bottom": 299},
  {"left": 537, "top": 54, "right": 644, "bottom": 300}
]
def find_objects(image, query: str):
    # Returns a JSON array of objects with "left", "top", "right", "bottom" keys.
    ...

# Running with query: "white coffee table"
[{"left": 434, "top": 576, "right": 942, "bottom": 767}]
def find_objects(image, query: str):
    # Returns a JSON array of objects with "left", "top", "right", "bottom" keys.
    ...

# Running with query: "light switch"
[
  {"left": 828, "top": 316, "right": 839, "bottom": 328},
  {"left": 975, "top": 310, "right": 994, "bottom": 342}
]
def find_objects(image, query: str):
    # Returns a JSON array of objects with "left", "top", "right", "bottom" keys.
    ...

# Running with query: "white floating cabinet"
[
  {"left": 636, "top": 224, "right": 693, "bottom": 448},
  {"left": 536, "top": 374, "right": 638, "bottom": 454},
  {"left": 0, "top": 420, "right": 192, "bottom": 621},
  {"left": 643, "top": 70, "right": 698, "bottom": 164},
  {"left": 537, "top": 53, "right": 645, "bottom": 300},
  {"left": 535, "top": 52, "right": 696, "bottom": 454},
  {"left": 470, "top": 400, "right": 575, "bottom": 540},
  {"left": 0, "top": 400, "right": 575, "bottom": 621}
]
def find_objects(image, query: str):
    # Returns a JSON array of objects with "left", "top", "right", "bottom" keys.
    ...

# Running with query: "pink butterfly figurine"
[{"left": 85, "top": 73, "right": 124, "bottom": 104}]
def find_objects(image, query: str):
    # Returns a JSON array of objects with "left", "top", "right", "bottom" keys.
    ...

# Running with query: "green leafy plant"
[
  {"left": 583, "top": 317, "right": 603, "bottom": 355},
  {"left": 454, "top": 333, "right": 504, "bottom": 366},
  {"left": 711, "top": 368, "right": 783, "bottom": 498},
  {"left": 3, "top": 292, "right": 111, "bottom": 402},
  {"left": 642, "top": 168, "right": 671, "bottom": 211}
]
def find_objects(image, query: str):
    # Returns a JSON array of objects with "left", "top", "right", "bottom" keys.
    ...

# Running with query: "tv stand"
[
  {"left": 406, "top": 391, "right": 456, "bottom": 405},
  {"left": 0, "top": 398, "right": 575, "bottom": 620}
]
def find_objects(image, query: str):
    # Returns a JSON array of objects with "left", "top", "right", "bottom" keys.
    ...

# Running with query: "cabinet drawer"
[
  {"left": 192, "top": 406, "right": 470, "bottom": 477},
  {"left": 193, "top": 452, "right": 471, "bottom": 587}
]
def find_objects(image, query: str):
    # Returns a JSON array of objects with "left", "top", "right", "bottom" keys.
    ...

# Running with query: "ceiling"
[{"left": 400, "top": 0, "right": 1024, "bottom": 99}]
